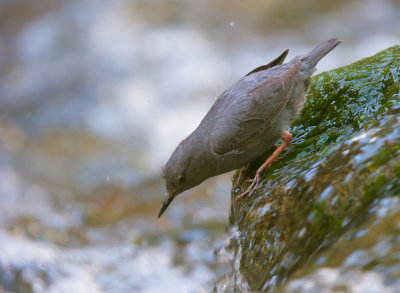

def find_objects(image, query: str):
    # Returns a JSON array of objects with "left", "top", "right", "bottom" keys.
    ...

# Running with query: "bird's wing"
[
  {"left": 210, "top": 61, "right": 301, "bottom": 157},
  {"left": 210, "top": 117, "right": 267, "bottom": 156},
  {"left": 244, "top": 49, "right": 289, "bottom": 76}
]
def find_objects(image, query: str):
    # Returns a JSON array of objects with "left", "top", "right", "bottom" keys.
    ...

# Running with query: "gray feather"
[{"left": 159, "top": 39, "right": 340, "bottom": 216}]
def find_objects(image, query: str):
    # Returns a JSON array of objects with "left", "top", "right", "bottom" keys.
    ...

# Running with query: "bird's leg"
[
  {"left": 233, "top": 163, "right": 251, "bottom": 192},
  {"left": 236, "top": 130, "right": 292, "bottom": 199}
]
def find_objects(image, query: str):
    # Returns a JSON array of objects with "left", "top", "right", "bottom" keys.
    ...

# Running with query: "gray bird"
[{"left": 158, "top": 38, "right": 340, "bottom": 218}]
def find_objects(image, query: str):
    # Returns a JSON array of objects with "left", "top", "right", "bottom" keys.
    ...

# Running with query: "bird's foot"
[
  {"left": 235, "top": 130, "right": 292, "bottom": 200},
  {"left": 235, "top": 174, "right": 260, "bottom": 200},
  {"left": 232, "top": 181, "right": 241, "bottom": 193},
  {"left": 233, "top": 178, "right": 252, "bottom": 193},
  {"left": 233, "top": 164, "right": 251, "bottom": 192}
]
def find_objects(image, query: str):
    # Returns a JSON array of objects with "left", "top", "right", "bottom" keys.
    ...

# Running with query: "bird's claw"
[
  {"left": 235, "top": 175, "right": 260, "bottom": 200},
  {"left": 232, "top": 181, "right": 241, "bottom": 193},
  {"left": 233, "top": 178, "right": 253, "bottom": 192}
]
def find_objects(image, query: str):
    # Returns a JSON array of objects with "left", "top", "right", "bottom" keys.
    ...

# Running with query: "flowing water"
[{"left": 0, "top": 0, "right": 399, "bottom": 292}]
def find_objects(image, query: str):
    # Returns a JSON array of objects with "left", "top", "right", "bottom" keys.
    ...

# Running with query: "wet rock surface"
[
  {"left": 1, "top": 1, "right": 400, "bottom": 292},
  {"left": 223, "top": 46, "right": 400, "bottom": 292}
]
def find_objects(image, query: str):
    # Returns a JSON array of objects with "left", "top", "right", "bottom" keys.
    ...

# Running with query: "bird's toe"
[{"left": 235, "top": 178, "right": 259, "bottom": 200}]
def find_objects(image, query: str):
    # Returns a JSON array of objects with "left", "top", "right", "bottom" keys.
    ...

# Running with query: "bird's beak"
[{"left": 158, "top": 194, "right": 174, "bottom": 218}]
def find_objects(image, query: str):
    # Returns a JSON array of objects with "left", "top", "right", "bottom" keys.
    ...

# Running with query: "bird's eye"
[{"left": 178, "top": 174, "right": 186, "bottom": 184}]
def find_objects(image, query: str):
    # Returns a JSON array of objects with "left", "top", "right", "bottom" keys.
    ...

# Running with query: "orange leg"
[{"left": 236, "top": 130, "right": 292, "bottom": 199}]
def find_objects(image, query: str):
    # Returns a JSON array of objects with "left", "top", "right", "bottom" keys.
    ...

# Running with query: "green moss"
[
  {"left": 363, "top": 173, "right": 387, "bottom": 204},
  {"left": 371, "top": 144, "right": 400, "bottom": 168},
  {"left": 307, "top": 202, "right": 343, "bottom": 238},
  {"left": 229, "top": 46, "right": 400, "bottom": 292},
  {"left": 289, "top": 45, "right": 400, "bottom": 161},
  {"left": 395, "top": 163, "right": 400, "bottom": 178}
]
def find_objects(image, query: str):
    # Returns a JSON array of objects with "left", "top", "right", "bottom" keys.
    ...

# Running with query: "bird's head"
[
  {"left": 157, "top": 170, "right": 188, "bottom": 218},
  {"left": 158, "top": 134, "right": 210, "bottom": 218}
]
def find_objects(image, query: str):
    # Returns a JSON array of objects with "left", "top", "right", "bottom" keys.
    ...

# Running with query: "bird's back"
[{"left": 200, "top": 63, "right": 295, "bottom": 131}]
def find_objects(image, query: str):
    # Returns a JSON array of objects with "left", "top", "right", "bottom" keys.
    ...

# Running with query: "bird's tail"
[{"left": 301, "top": 38, "right": 341, "bottom": 68}]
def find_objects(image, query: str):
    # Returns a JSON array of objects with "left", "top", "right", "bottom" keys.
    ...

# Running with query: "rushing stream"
[{"left": 0, "top": 0, "right": 399, "bottom": 292}]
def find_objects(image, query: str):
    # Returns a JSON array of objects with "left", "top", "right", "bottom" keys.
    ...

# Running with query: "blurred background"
[{"left": 0, "top": 0, "right": 399, "bottom": 292}]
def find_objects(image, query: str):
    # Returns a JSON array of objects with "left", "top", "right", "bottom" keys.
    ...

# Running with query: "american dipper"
[{"left": 158, "top": 38, "right": 340, "bottom": 218}]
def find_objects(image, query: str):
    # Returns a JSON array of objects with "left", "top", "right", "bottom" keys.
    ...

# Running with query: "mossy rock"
[{"left": 227, "top": 46, "right": 400, "bottom": 292}]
